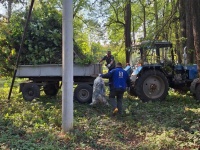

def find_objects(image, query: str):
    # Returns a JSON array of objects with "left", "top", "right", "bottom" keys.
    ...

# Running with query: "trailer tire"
[
  {"left": 135, "top": 70, "right": 169, "bottom": 102},
  {"left": 44, "top": 82, "right": 59, "bottom": 96},
  {"left": 195, "top": 84, "right": 200, "bottom": 101},
  {"left": 74, "top": 84, "right": 93, "bottom": 103},
  {"left": 22, "top": 83, "right": 40, "bottom": 101}
]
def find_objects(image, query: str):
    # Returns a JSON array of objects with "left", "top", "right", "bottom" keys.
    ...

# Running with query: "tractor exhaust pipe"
[{"left": 183, "top": 46, "right": 187, "bottom": 69}]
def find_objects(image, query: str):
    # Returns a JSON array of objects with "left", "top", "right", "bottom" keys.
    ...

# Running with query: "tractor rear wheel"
[{"left": 135, "top": 70, "right": 169, "bottom": 102}]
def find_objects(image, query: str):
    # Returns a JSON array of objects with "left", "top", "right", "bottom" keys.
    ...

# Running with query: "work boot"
[{"left": 112, "top": 108, "right": 118, "bottom": 116}]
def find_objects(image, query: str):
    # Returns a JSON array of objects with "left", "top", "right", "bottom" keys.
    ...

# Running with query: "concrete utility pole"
[{"left": 62, "top": 0, "right": 73, "bottom": 132}]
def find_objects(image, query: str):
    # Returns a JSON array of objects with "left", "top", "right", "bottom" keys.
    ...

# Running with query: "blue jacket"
[{"left": 101, "top": 67, "right": 131, "bottom": 91}]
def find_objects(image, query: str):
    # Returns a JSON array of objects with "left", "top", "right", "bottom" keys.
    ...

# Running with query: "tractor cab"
[{"left": 130, "top": 40, "right": 173, "bottom": 67}]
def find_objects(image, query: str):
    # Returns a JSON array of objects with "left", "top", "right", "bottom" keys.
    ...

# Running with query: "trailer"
[{"left": 16, "top": 63, "right": 102, "bottom": 103}]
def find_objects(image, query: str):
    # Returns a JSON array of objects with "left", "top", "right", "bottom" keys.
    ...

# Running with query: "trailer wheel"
[
  {"left": 195, "top": 84, "right": 200, "bottom": 101},
  {"left": 74, "top": 84, "right": 93, "bottom": 103},
  {"left": 44, "top": 82, "right": 59, "bottom": 96},
  {"left": 135, "top": 70, "right": 169, "bottom": 102},
  {"left": 22, "top": 83, "right": 40, "bottom": 101}
]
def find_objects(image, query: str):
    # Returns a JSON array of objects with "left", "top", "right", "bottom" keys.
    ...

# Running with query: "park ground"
[{"left": 0, "top": 77, "right": 200, "bottom": 149}]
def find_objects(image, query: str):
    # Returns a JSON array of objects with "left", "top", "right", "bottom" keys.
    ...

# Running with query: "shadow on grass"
[
  {"left": 0, "top": 114, "right": 71, "bottom": 149},
  {"left": 1, "top": 87, "right": 199, "bottom": 149},
  {"left": 124, "top": 92, "right": 200, "bottom": 129},
  {"left": 24, "top": 91, "right": 200, "bottom": 149}
]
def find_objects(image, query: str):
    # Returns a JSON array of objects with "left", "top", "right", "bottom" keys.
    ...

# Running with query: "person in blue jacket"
[{"left": 100, "top": 62, "right": 131, "bottom": 116}]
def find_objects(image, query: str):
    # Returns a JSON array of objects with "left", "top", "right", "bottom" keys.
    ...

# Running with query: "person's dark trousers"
[
  {"left": 109, "top": 89, "right": 124, "bottom": 114},
  {"left": 108, "top": 68, "right": 114, "bottom": 91}
]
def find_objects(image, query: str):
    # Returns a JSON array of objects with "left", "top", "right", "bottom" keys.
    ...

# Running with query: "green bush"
[{"left": 0, "top": 4, "right": 94, "bottom": 76}]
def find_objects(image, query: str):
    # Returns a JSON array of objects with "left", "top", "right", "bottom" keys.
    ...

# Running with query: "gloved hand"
[{"left": 107, "top": 64, "right": 111, "bottom": 68}]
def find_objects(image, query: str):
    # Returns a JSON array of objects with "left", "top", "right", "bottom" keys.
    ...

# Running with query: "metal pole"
[
  {"left": 8, "top": 0, "right": 35, "bottom": 100},
  {"left": 62, "top": 0, "right": 73, "bottom": 132}
]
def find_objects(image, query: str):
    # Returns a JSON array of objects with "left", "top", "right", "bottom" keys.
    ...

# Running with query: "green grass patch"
[{"left": 0, "top": 79, "right": 200, "bottom": 149}]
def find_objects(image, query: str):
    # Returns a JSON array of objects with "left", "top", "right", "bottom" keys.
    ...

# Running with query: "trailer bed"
[{"left": 16, "top": 63, "right": 102, "bottom": 78}]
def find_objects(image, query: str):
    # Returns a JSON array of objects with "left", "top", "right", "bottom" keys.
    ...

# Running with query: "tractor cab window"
[
  {"left": 158, "top": 46, "right": 173, "bottom": 64},
  {"left": 140, "top": 45, "right": 173, "bottom": 64},
  {"left": 141, "top": 47, "right": 157, "bottom": 64},
  {"left": 131, "top": 41, "right": 173, "bottom": 66},
  {"left": 130, "top": 47, "right": 141, "bottom": 68}
]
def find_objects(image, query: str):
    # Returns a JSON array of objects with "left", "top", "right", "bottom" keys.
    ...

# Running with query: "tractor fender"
[{"left": 190, "top": 78, "right": 200, "bottom": 94}]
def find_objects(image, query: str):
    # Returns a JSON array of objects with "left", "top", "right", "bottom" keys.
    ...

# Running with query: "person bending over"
[{"left": 99, "top": 50, "right": 116, "bottom": 72}]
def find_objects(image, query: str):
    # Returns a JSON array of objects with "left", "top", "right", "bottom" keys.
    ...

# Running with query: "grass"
[{"left": 0, "top": 78, "right": 200, "bottom": 149}]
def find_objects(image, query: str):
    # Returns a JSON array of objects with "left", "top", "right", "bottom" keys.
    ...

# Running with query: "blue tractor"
[{"left": 129, "top": 41, "right": 198, "bottom": 102}]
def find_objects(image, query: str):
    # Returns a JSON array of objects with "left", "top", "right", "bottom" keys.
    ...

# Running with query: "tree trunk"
[
  {"left": 124, "top": 0, "right": 131, "bottom": 63},
  {"left": 7, "top": 0, "right": 13, "bottom": 23},
  {"left": 179, "top": 0, "right": 186, "bottom": 63},
  {"left": 175, "top": 21, "right": 181, "bottom": 64},
  {"left": 139, "top": 0, "right": 146, "bottom": 39},
  {"left": 185, "top": 0, "right": 195, "bottom": 64},
  {"left": 154, "top": 0, "right": 158, "bottom": 37},
  {"left": 143, "top": 6, "right": 146, "bottom": 39},
  {"left": 132, "top": 17, "right": 136, "bottom": 45},
  {"left": 191, "top": 0, "right": 200, "bottom": 76}
]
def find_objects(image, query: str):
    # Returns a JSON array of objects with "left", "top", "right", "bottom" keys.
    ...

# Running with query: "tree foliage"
[
  {"left": 0, "top": 0, "right": 100, "bottom": 76},
  {"left": 1, "top": 0, "right": 200, "bottom": 75}
]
